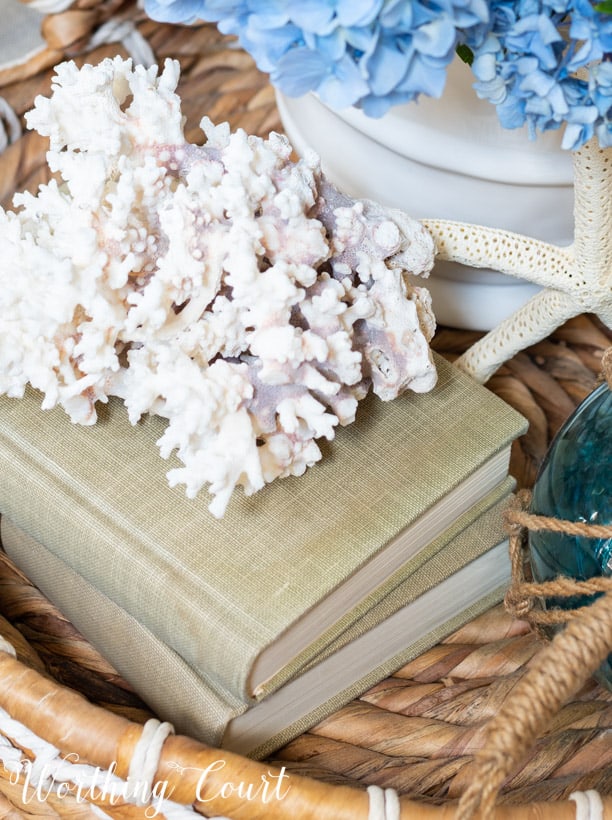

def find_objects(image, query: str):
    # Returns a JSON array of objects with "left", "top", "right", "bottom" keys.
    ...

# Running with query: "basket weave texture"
[{"left": 0, "top": 2, "right": 611, "bottom": 815}]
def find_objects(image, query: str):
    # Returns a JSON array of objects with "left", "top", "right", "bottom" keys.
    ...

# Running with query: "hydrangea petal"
[
  {"left": 285, "top": 1, "right": 336, "bottom": 34},
  {"left": 412, "top": 18, "right": 457, "bottom": 59},
  {"left": 144, "top": 0, "right": 206, "bottom": 24},
  {"left": 316, "top": 54, "right": 371, "bottom": 108},
  {"left": 364, "top": 39, "right": 412, "bottom": 96},
  {"left": 336, "top": 0, "right": 383, "bottom": 28},
  {"left": 397, "top": 54, "right": 449, "bottom": 99},
  {"left": 271, "top": 47, "right": 330, "bottom": 97}
]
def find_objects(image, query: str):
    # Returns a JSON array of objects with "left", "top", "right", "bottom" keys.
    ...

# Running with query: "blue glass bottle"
[{"left": 529, "top": 381, "right": 612, "bottom": 690}]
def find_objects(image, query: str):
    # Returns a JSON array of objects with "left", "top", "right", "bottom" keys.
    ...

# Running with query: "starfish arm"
[
  {"left": 455, "top": 287, "right": 581, "bottom": 384},
  {"left": 421, "top": 219, "right": 576, "bottom": 291},
  {"left": 596, "top": 304, "right": 612, "bottom": 330},
  {"left": 572, "top": 141, "right": 612, "bottom": 291}
]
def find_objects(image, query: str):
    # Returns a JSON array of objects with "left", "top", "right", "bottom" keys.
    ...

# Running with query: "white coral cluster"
[{"left": 0, "top": 57, "right": 437, "bottom": 517}]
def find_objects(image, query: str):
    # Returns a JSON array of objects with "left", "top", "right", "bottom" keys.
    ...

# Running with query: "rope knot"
[
  {"left": 503, "top": 489, "right": 532, "bottom": 539},
  {"left": 503, "top": 490, "right": 536, "bottom": 622},
  {"left": 504, "top": 585, "right": 533, "bottom": 621}
]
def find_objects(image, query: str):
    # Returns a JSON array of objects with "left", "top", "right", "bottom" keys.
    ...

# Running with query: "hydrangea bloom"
[
  {"left": 468, "top": 0, "right": 612, "bottom": 149},
  {"left": 144, "top": 0, "right": 612, "bottom": 148},
  {"left": 145, "top": 0, "right": 491, "bottom": 115}
]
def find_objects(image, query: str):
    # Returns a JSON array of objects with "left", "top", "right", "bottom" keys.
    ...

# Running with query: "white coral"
[{"left": 0, "top": 57, "right": 437, "bottom": 517}]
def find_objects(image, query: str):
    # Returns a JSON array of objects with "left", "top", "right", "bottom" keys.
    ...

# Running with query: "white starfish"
[{"left": 421, "top": 139, "right": 612, "bottom": 384}]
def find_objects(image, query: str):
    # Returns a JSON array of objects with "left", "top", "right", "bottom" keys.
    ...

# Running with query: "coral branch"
[{"left": 0, "top": 57, "right": 438, "bottom": 517}]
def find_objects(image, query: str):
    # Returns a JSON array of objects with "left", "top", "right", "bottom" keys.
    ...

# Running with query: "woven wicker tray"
[{"left": 0, "top": 4, "right": 611, "bottom": 817}]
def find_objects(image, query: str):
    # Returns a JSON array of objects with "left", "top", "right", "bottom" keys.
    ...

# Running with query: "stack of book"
[{"left": 0, "top": 354, "right": 526, "bottom": 758}]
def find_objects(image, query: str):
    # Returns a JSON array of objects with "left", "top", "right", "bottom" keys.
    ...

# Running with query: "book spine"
[{"left": 0, "top": 423, "right": 248, "bottom": 703}]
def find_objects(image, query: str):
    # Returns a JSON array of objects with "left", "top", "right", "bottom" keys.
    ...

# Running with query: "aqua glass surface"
[{"left": 529, "top": 382, "right": 612, "bottom": 689}]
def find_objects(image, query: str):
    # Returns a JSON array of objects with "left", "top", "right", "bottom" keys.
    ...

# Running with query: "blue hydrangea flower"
[
  {"left": 143, "top": 0, "right": 612, "bottom": 149},
  {"left": 467, "top": 0, "right": 612, "bottom": 149},
  {"left": 144, "top": 0, "right": 491, "bottom": 114}
]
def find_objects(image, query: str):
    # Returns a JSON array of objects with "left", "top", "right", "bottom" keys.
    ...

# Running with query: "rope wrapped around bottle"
[{"left": 455, "top": 350, "right": 612, "bottom": 820}]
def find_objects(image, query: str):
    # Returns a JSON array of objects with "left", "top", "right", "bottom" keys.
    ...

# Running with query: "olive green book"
[
  {"left": 0, "top": 354, "right": 526, "bottom": 706},
  {"left": 2, "top": 485, "right": 512, "bottom": 756}
]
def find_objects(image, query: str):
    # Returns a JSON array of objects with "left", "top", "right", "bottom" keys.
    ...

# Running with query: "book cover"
[{"left": 0, "top": 354, "right": 526, "bottom": 701}]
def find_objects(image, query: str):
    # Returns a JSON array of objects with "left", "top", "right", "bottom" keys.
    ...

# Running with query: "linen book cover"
[
  {"left": 0, "top": 354, "right": 526, "bottom": 702},
  {"left": 1, "top": 486, "right": 512, "bottom": 755}
]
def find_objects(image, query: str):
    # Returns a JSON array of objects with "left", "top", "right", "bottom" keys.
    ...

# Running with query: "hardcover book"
[
  {"left": 0, "top": 354, "right": 526, "bottom": 751},
  {"left": 2, "top": 486, "right": 513, "bottom": 756}
]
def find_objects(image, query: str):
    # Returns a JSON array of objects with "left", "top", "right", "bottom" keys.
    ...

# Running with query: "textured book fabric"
[
  {"left": 1, "top": 487, "right": 512, "bottom": 755},
  {"left": 1, "top": 517, "right": 243, "bottom": 745},
  {"left": 0, "top": 354, "right": 526, "bottom": 701}
]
